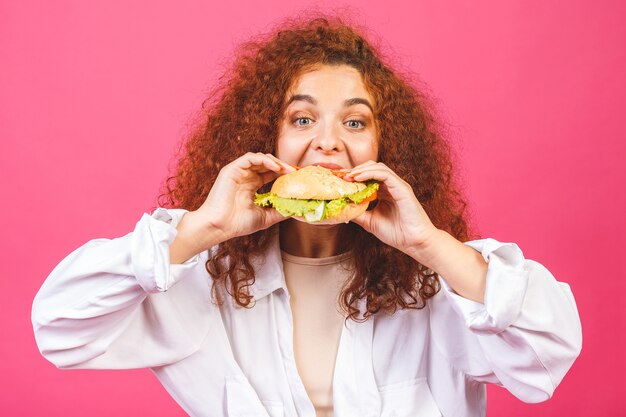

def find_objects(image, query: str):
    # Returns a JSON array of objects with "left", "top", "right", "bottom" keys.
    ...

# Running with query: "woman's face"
[{"left": 276, "top": 65, "right": 378, "bottom": 169}]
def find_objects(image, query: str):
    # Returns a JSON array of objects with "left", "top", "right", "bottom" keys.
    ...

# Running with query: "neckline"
[{"left": 281, "top": 250, "right": 354, "bottom": 266}]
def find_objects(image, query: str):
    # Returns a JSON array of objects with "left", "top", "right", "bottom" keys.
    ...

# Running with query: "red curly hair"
[{"left": 160, "top": 16, "right": 473, "bottom": 321}]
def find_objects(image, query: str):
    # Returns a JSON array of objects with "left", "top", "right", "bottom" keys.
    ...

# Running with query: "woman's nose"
[{"left": 311, "top": 123, "right": 343, "bottom": 153}]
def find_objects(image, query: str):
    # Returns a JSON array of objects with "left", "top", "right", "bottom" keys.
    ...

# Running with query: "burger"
[{"left": 254, "top": 165, "right": 379, "bottom": 224}]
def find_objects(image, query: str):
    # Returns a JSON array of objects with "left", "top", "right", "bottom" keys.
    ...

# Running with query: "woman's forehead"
[{"left": 285, "top": 64, "right": 374, "bottom": 108}]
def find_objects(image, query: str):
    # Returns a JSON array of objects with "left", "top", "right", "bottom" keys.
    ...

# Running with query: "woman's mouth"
[{"left": 311, "top": 162, "right": 344, "bottom": 170}]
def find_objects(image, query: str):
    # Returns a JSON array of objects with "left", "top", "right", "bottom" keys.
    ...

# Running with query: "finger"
[
  {"left": 349, "top": 168, "right": 413, "bottom": 200},
  {"left": 342, "top": 161, "right": 381, "bottom": 182},
  {"left": 260, "top": 207, "right": 290, "bottom": 228},
  {"left": 350, "top": 209, "right": 373, "bottom": 233},
  {"left": 346, "top": 163, "right": 390, "bottom": 181},
  {"left": 347, "top": 160, "right": 378, "bottom": 173},
  {"left": 350, "top": 167, "right": 394, "bottom": 183},
  {"left": 253, "top": 154, "right": 297, "bottom": 184},
  {"left": 241, "top": 153, "right": 298, "bottom": 176},
  {"left": 347, "top": 161, "right": 390, "bottom": 175},
  {"left": 237, "top": 153, "right": 282, "bottom": 173},
  {"left": 265, "top": 154, "right": 297, "bottom": 173},
  {"left": 348, "top": 163, "right": 405, "bottom": 185},
  {"left": 257, "top": 170, "right": 282, "bottom": 185}
]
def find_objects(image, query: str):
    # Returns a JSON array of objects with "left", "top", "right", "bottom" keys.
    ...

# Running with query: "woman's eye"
[
  {"left": 294, "top": 117, "right": 313, "bottom": 126},
  {"left": 345, "top": 120, "right": 365, "bottom": 129}
]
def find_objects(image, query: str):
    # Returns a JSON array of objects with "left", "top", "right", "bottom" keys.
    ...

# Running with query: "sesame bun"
[{"left": 271, "top": 165, "right": 366, "bottom": 200}]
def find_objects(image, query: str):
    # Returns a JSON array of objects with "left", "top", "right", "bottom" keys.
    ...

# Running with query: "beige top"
[{"left": 281, "top": 250, "right": 354, "bottom": 417}]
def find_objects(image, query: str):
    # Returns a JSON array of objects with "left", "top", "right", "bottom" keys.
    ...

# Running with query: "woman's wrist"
[
  {"left": 170, "top": 210, "right": 228, "bottom": 264},
  {"left": 405, "top": 227, "right": 449, "bottom": 269},
  {"left": 407, "top": 228, "right": 487, "bottom": 303}
]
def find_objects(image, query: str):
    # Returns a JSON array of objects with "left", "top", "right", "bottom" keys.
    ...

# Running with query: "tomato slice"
[
  {"left": 289, "top": 165, "right": 353, "bottom": 180},
  {"left": 331, "top": 170, "right": 348, "bottom": 178},
  {"left": 361, "top": 191, "right": 377, "bottom": 204}
]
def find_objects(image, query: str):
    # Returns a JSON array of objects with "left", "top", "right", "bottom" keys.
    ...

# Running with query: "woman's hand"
[
  {"left": 170, "top": 153, "right": 294, "bottom": 263},
  {"left": 346, "top": 161, "right": 438, "bottom": 257},
  {"left": 197, "top": 152, "right": 296, "bottom": 241},
  {"left": 348, "top": 160, "right": 488, "bottom": 303}
]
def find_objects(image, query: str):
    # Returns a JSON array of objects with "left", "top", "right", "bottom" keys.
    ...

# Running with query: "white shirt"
[{"left": 32, "top": 209, "right": 582, "bottom": 417}]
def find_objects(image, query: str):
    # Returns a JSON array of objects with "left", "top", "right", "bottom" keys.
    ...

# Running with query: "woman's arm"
[
  {"left": 33, "top": 152, "right": 295, "bottom": 369},
  {"left": 32, "top": 209, "right": 214, "bottom": 369},
  {"left": 407, "top": 229, "right": 488, "bottom": 303},
  {"left": 429, "top": 239, "right": 582, "bottom": 402},
  {"left": 348, "top": 161, "right": 582, "bottom": 402}
]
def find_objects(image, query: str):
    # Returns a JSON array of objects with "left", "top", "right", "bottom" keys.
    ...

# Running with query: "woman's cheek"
[
  {"left": 276, "top": 134, "right": 308, "bottom": 162},
  {"left": 351, "top": 137, "right": 378, "bottom": 162}
]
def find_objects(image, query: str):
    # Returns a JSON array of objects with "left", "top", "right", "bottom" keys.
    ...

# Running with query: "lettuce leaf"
[{"left": 347, "top": 181, "right": 379, "bottom": 203}]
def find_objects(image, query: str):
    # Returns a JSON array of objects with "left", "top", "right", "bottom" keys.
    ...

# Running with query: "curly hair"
[{"left": 159, "top": 16, "right": 473, "bottom": 321}]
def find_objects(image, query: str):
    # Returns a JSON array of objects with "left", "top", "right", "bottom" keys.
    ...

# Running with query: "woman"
[{"left": 32, "top": 17, "right": 582, "bottom": 417}]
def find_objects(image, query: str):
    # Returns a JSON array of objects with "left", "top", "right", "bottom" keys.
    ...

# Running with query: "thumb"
[
  {"left": 350, "top": 210, "right": 373, "bottom": 233},
  {"left": 262, "top": 208, "right": 289, "bottom": 228}
]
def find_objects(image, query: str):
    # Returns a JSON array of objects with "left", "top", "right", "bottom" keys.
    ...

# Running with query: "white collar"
[{"left": 247, "top": 230, "right": 288, "bottom": 301}]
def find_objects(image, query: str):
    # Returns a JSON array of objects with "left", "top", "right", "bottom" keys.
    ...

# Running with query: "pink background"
[{"left": 2, "top": 0, "right": 624, "bottom": 415}]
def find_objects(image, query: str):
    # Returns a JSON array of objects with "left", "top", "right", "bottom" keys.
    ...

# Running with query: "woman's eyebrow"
[
  {"left": 286, "top": 94, "right": 316, "bottom": 106},
  {"left": 285, "top": 95, "right": 373, "bottom": 112},
  {"left": 344, "top": 97, "right": 373, "bottom": 112}
]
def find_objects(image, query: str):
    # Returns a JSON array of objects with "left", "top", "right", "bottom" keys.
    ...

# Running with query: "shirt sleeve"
[
  {"left": 429, "top": 238, "right": 582, "bottom": 403},
  {"left": 32, "top": 208, "right": 215, "bottom": 370}
]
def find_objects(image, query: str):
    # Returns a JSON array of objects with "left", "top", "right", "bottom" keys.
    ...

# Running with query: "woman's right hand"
[{"left": 170, "top": 153, "right": 295, "bottom": 263}]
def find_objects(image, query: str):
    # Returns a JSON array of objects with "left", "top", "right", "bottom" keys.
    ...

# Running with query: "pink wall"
[{"left": 2, "top": 0, "right": 624, "bottom": 415}]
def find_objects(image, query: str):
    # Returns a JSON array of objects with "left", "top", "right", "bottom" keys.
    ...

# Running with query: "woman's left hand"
[
  {"left": 347, "top": 161, "right": 438, "bottom": 256},
  {"left": 348, "top": 161, "right": 488, "bottom": 302}
]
